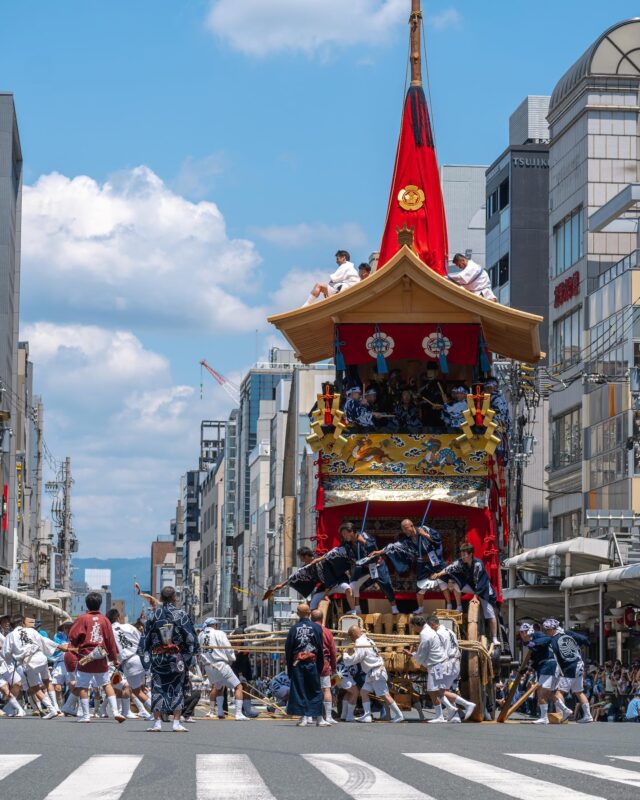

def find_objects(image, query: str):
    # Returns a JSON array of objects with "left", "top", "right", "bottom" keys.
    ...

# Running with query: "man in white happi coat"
[
  {"left": 0, "top": 614, "right": 25, "bottom": 717},
  {"left": 198, "top": 618, "right": 249, "bottom": 721},
  {"left": 2, "top": 614, "right": 69, "bottom": 719},
  {"left": 409, "top": 614, "right": 460, "bottom": 723},
  {"left": 107, "top": 608, "right": 153, "bottom": 720},
  {"left": 432, "top": 617, "right": 476, "bottom": 721},
  {"left": 303, "top": 250, "right": 360, "bottom": 306},
  {"left": 449, "top": 253, "right": 497, "bottom": 301},
  {"left": 342, "top": 625, "right": 404, "bottom": 723}
]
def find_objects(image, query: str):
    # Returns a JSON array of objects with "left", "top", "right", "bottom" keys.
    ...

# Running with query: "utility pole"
[
  {"left": 33, "top": 401, "right": 48, "bottom": 594},
  {"left": 62, "top": 456, "right": 72, "bottom": 595}
]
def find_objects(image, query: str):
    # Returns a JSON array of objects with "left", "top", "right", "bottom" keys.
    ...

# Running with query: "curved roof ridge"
[{"left": 549, "top": 18, "right": 640, "bottom": 114}]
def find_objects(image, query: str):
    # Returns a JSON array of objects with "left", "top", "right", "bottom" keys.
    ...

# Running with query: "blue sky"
[{"left": 1, "top": 0, "right": 637, "bottom": 556}]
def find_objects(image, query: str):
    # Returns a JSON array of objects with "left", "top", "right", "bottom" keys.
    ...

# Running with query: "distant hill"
[{"left": 72, "top": 557, "right": 151, "bottom": 620}]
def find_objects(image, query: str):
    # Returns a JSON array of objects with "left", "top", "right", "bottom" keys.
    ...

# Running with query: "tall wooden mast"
[{"left": 410, "top": 0, "right": 423, "bottom": 86}]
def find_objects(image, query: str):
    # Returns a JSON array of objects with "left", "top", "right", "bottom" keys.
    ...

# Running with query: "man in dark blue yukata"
[
  {"left": 138, "top": 585, "right": 198, "bottom": 733},
  {"left": 284, "top": 604, "right": 325, "bottom": 727}
]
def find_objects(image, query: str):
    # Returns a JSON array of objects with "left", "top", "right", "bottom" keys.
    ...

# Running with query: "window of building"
[
  {"left": 552, "top": 307, "right": 582, "bottom": 370},
  {"left": 552, "top": 510, "right": 581, "bottom": 543},
  {"left": 553, "top": 207, "right": 583, "bottom": 276},
  {"left": 499, "top": 178, "right": 509, "bottom": 210},
  {"left": 552, "top": 407, "right": 582, "bottom": 469}
]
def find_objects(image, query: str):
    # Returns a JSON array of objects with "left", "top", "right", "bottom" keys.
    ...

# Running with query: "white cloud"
[
  {"left": 22, "top": 167, "right": 266, "bottom": 332},
  {"left": 269, "top": 267, "right": 330, "bottom": 313},
  {"left": 205, "top": 0, "right": 406, "bottom": 57},
  {"left": 254, "top": 221, "right": 368, "bottom": 250},
  {"left": 428, "top": 8, "right": 462, "bottom": 31},
  {"left": 27, "top": 321, "right": 236, "bottom": 557},
  {"left": 173, "top": 152, "right": 230, "bottom": 199}
]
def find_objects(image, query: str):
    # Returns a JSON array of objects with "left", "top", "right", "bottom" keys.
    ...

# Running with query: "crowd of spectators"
[{"left": 497, "top": 660, "right": 640, "bottom": 722}]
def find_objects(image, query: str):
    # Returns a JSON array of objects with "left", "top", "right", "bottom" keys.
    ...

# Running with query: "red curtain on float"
[
  {"left": 315, "top": 500, "right": 502, "bottom": 603},
  {"left": 378, "top": 85, "right": 449, "bottom": 274}
]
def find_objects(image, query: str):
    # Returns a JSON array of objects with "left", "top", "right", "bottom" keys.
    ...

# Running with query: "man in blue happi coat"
[
  {"left": 543, "top": 618, "right": 593, "bottom": 724},
  {"left": 519, "top": 622, "right": 561, "bottom": 724},
  {"left": 339, "top": 522, "right": 399, "bottom": 615},
  {"left": 441, "top": 386, "right": 468, "bottom": 432},
  {"left": 285, "top": 603, "right": 325, "bottom": 727},
  {"left": 432, "top": 542, "right": 500, "bottom": 645}
]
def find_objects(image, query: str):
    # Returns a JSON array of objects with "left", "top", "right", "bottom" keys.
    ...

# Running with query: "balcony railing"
[{"left": 588, "top": 249, "right": 639, "bottom": 294}]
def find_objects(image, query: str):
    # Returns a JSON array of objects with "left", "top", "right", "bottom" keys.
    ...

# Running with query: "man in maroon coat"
[
  {"left": 310, "top": 609, "right": 337, "bottom": 725},
  {"left": 68, "top": 591, "right": 124, "bottom": 723}
]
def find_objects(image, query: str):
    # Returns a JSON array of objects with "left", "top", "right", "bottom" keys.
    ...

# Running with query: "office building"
[
  {"left": 150, "top": 534, "right": 175, "bottom": 597},
  {"left": 485, "top": 96, "right": 551, "bottom": 547},
  {"left": 0, "top": 94, "right": 22, "bottom": 580},
  {"left": 441, "top": 164, "right": 487, "bottom": 266},
  {"left": 546, "top": 19, "right": 640, "bottom": 543}
]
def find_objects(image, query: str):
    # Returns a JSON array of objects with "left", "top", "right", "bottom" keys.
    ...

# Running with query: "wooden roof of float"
[{"left": 268, "top": 246, "right": 543, "bottom": 364}]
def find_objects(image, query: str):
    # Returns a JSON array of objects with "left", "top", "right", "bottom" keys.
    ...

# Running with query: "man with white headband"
[
  {"left": 519, "top": 622, "right": 559, "bottom": 725},
  {"left": 542, "top": 618, "right": 593, "bottom": 724},
  {"left": 198, "top": 618, "right": 250, "bottom": 721}
]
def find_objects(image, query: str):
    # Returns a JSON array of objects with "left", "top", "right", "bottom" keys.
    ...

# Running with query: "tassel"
[
  {"left": 436, "top": 326, "right": 449, "bottom": 374},
  {"left": 479, "top": 331, "right": 491, "bottom": 374},
  {"left": 373, "top": 325, "right": 388, "bottom": 374},
  {"left": 335, "top": 330, "right": 346, "bottom": 373}
]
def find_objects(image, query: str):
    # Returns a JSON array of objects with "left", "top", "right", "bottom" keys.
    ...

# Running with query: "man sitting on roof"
[
  {"left": 449, "top": 253, "right": 497, "bottom": 301},
  {"left": 303, "top": 250, "right": 360, "bottom": 306}
]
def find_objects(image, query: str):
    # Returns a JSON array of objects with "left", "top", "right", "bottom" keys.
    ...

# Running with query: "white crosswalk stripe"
[
  {"left": 43, "top": 754, "right": 143, "bottom": 800},
  {"left": 405, "top": 753, "right": 606, "bottom": 800},
  {"left": 510, "top": 755, "right": 640, "bottom": 790},
  {"left": 197, "top": 755, "right": 276, "bottom": 800},
  {"left": 610, "top": 756, "right": 640, "bottom": 764},
  {"left": 303, "top": 753, "right": 435, "bottom": 800},
  {"left": 0, "top": 755, "right": 40, "bottom": 783}
]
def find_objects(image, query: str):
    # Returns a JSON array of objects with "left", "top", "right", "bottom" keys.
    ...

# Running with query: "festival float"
[{"left": 265, "top": 0, "right": 543, "bottom": 719}]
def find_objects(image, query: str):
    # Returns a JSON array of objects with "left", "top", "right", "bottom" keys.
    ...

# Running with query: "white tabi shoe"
[
  {"left": 235, "top": 713, "right": 250, "bottom": 721},
  {"left": 461, "top": 701, "right": 476, "bottom": 721},
  {"left": 533, "top": 717, "right": 549, "bottom": 725},
  {"left": 560, "top": 707, "right": 572, "bottom": 722},
  {"left": 328, "top": 717, "right": 339, "bottom": 724},
  {"left": 296, "top": 716, "right": 309, "bottom": 727},
  {"left": 42, "top": 709, "right": 57, "bottom": 720},
  {"left": 576, "top": 715, "right": 594, "bottom": 724},
  {"left": 76, "top": 716, "right": 91, "bottom": 723},
  {"left": 391, "top": 605, "right": 400, "bottom": 615},
  {"left": 126, "top": 712, "right": 140, "bottom": 719},
  {"left": 355, "top": 713, "right": 373, "bottom": 723},
  {"left": 446, "top": 708, "right": 460, "bottom": 722},
  {"left": 172, "top": 723, "right": 188, "bottom": 732},
  {"left": 447, "top": 715, "right": 461, "bottom": 723},
  {"left": 316, "top": 719, "right": 332, "bottom": 727},
  {"left": 428, "top": 716, "right": 447, "bottom": 723},
  {"left": 390, "top": 714, "right": 405, "bottom": 723}
]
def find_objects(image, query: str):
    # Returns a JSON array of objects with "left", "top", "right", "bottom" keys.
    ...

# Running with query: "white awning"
[
  {"left": 503, "top": 537, "right": 611, "bottom": 576},
  {"left": 560, "top": 563, "right": 640, "bottom": 605},
  {"left": 0, "top": 585, "right": 71, "bottom": 621}
]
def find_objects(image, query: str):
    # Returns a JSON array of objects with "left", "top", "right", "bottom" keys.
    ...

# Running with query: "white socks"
[
  {"left": 48, "top": 691, "right": 60, "bottom": 712},
  {"left": 107, "top": 695, "right": 119, "bottom": 717},
  {"left": 556, "top": 697, "right": 568, "bottom": 713},
  {"left": 80, "top": 698, "right": 91, "bottom": 719},
  {"left": 6, "top": 696, "right": 22, "bottom": 715},
  {"left": 149, "top": 718, "right": 162, "bottom": 731},
  {"left": 441, "top": 696, "right": 456, "bottom": 712},
  {"left": 539, "top": 703, "right": 548, "bottom": 721},
  {"left": 362, "top": 701, "right": 371, "bottom": 716},
  {"left": 353, "top": 606, "right": 361, "bottom": 615},
  {"left": 324, "top": 700, "right": 333, "bottom": 720},
  {"left": 389, "top": 701, "right": 402, "bottom": 719},
  {"left": 343, "top": 702, "right": 355, "bottom": 721},
  {"left": 121, "top": 697, "right": 131, "bottom": 716},
  {"left": 216, "top": 696, "right": 224, "bottom": 715},
  {"left": 581, "top": 702, "right": 592, "bottom": 718},
  {"left": 391, "top": 605, "right": 400, "bottom": 614}
]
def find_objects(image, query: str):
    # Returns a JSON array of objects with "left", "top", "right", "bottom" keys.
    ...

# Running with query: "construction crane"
[{"left": 200, "top": 359, "right": 240, "bottom": 404}]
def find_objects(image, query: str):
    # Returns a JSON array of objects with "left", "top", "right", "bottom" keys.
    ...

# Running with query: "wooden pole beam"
[
  {"left": 410, "top": 0, "right": 422, "bottom": 86},
  {"left": 497, "top": 649, "right": 530, "bottom": 723},
  {"left": 502, "top": 681, "right": 539, "bottom": 721}
]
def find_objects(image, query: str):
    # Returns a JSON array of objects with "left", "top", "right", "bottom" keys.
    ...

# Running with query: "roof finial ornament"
[
  {"left": 396, "top": 224, "right": 415, "bottom": 249},
  {"left": 409, "top": 0, "right": 423, "bottom": 87}
]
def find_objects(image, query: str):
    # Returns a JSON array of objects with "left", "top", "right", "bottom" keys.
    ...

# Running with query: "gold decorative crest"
[{"left": 397, "top": 184, "right": 425, "bottom": 211}]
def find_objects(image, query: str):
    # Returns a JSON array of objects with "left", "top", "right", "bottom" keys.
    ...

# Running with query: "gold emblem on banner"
[{"left": 397, "top": 184, "right": 425, "bottom": 211}]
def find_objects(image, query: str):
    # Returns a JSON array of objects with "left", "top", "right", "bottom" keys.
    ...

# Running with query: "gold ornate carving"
[{"left": 397, "top": 184, "right": 425, "bottom": 211}]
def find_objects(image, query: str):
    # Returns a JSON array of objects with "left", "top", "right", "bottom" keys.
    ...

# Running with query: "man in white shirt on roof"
[
  {"left": 449, "top": 253, "right": 497, "bottom": 301},
  {"left": 409, "top": 614, "right": 460, "bottom": 723},
  {"left": 302, "top": 250, "right": 360, "bottom": 306},
  {"left": 198, "top": 618, "right": 249, "bottom": 721}
]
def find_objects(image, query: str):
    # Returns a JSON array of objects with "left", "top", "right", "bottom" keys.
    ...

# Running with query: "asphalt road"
[{"left": 0, "top": 715, "right": 638, "bottom": 800}]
